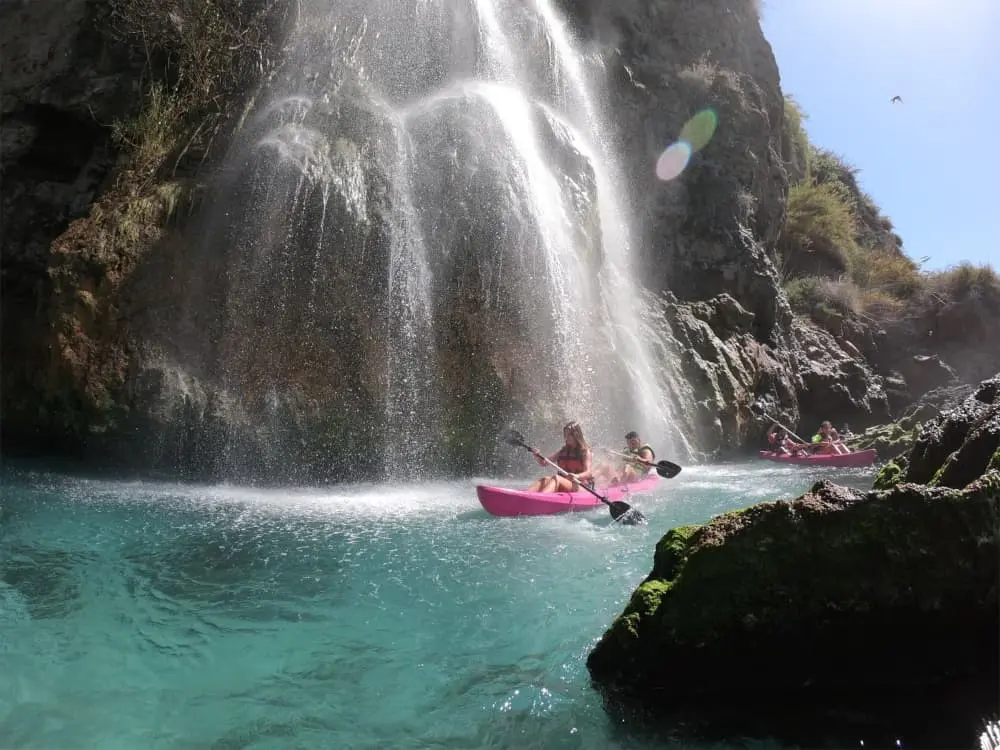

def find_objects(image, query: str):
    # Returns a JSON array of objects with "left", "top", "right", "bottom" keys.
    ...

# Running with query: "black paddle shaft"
[{"left": 504, "top": 430, "right": 646, "bottom": 525}]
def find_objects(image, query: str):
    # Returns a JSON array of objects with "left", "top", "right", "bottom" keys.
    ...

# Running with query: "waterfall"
[{"left": 188, "top": 0, "right": 690, "bottom": 479}]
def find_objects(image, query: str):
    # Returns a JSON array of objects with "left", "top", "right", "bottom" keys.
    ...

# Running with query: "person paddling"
[
  {"left": 767, "top": 425, "right": 808, "bottom": 456},
  {"left": 526, "top": 421, "right": 594, "bottom": 493},
  {"left": 593, "top": 430, "right": 658, "bottom": 485},
  {"left": 620, "top": 431, "right": 656, "bottom": 481},
  {"left": 811, "top": 421, "right": 847, "bottom": 455}
]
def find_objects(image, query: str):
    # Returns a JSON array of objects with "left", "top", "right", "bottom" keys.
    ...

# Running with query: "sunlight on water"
[{"left": 0, "top": 461, "right": 888, "bottom": 749}]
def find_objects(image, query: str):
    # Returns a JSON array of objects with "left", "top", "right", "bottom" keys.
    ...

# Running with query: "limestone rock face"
[
  {"left": 645, "top": 292, "right": 891, "bottom": 456},
  {"left": 556, "top": 0, "right": 897, "bottom": 454},
  {"left": 1, "top": 0, "right": 140, "bottom": 271},
  {"left": 561, "top": 0, "right": 789, "bottom": 343},
  {"left": 1, "top": 0, "right": 143, "bottom": 452},
  {"left": 854, "top": 382, "right": 978, "bottom": 462}
]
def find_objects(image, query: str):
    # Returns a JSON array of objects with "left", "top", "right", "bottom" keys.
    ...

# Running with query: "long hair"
[{"left": 563, "top": 420, "right": 589, "bottom": 452}]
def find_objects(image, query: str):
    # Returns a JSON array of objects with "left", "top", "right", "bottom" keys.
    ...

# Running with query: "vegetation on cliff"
[
  {"left": 3, "top": 0, "right": 291, "bottom": 451},
  {"left": 778, "top": 96, "right": 1000, "bottom": 387}
]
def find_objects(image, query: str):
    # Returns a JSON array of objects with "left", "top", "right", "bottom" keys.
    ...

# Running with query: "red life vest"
[{"left": 556, "top": 445, "right": 587, "bottom": 473}]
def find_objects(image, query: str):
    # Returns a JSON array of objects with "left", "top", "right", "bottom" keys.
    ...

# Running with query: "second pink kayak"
[{"left": 758, "top": 448, "right": 877, "bottom": 468}]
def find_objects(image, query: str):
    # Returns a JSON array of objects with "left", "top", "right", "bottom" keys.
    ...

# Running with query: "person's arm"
[
  {"left": 574, "top": 449, "right": 594, "bottom": 482},
  {"left": 637, "top": 447, "right": 654, "bottom": 464},
  {"left": 532, "top": 448, "right": 552, "bottom": 467}
]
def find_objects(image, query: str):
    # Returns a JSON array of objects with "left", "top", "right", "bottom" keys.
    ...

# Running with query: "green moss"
[
  {"left": 616, "top": 612, "right": 641, "bottom": 641},
  {"left": 927, "top": 451, "right": 959, "bottom": 487},
  {"left": 873, "top": 460, "right": 904, "bottom": 490},
  {"left": 600, "top": 528, "right": 702, "bottom": 649},
  {"left": 603, "top": 580, "right": 675, "bottom": 648},
  {"left": 651, "top": 525, "right": 702, "bottom": 580},
  {"left": 970, "top": 468, "right": 1000, "bottom": 495},
  {"left": 628, "top": 580, "right": 674, "bottom": 618},
  {"left": 854, "top": 421, "right": 920, "bottom": 463},
  {"left": 989, "top": 448, "right": 1000, "bottom": 473},
  {"left": 440, "top": 368, "right": 507, "bottom": 475}
]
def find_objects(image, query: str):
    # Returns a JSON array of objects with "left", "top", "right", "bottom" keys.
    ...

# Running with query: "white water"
[{"left": 209, "top": 0, "right": 692, "bottom": 471}]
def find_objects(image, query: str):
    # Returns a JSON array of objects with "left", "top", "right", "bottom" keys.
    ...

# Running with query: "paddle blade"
[
  {"left": 505, "top": 430, "right": 528, "bottom": 448},
  {"left": 656, "top": 460, "right": 682, "bottom": 479},
  {"left": 608, "top": 501, "right": 646, "bottom": 525}
]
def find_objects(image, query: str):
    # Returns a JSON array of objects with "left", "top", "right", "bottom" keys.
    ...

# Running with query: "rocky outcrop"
[
  {"left": 853, "top": 381, "right": 976, "bottom": 462},
  {"left": 588, "top": 374, "right": 1000, "bottom": 746},
  {"left": 874, "top": 374, "right": 1000, "bottom": 491},
  {"left": 562, "top": 0, "right": 896, "bottom": 455},
  {"left": 644, "top": 292, "right": 891, "bottom": 456}
]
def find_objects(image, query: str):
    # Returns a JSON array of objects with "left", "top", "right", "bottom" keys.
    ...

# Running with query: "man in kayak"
[
  {"left": 526, "top": 420, "right": 595, "bottom": 493},
  {"left": 592, "top": 431, "right": 657, "bottom": 485},
  {"left": 621, "top": 431, "right": 656, "bottom": 481},
  {"left": 811, "top": 421, "right": 848, "bottom": 454}
]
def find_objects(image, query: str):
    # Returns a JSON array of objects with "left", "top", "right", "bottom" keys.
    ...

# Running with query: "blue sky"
[{"left": 760, "top": 0, "right": 997, "bottom": 270}]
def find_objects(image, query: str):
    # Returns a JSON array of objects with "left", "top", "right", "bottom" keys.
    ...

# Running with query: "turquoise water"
[{"left": 1, "top": 461, "right": 877, "bottom": 749}]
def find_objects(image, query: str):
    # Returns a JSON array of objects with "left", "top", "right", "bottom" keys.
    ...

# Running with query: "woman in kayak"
[
  {"left": 767, "top": 426, "right": 808, "bottom": 456},
  {"left": 526, "top": 420, "right": 594, "bottom": 493}
]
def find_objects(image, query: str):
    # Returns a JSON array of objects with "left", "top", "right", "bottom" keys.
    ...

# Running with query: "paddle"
[
  {"left": 600, "top": 447, "right": 682, "bottom": 479},
  {"left": 504, "top": 430, "right": 646, "bottom": 525},
  {"left": 759, "top": 411, "right": 811, "bottom": 447}
]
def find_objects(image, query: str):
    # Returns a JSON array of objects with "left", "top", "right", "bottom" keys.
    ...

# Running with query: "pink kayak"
[
  {"left": 476, "top": 473, "right": 660, "bottom": 517},
  {"left": 758, "top": 448, "right": 877, "bottom": 468}
]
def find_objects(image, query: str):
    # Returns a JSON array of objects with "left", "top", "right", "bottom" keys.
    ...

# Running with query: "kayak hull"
[
  {"left": 476, "top": 473, "right": 660, "bottom": 517},
  {"left": 758, "top": 449, "right": 877, "bottom": 468}
]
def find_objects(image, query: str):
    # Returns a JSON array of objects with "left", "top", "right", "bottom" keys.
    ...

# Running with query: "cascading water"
[{"left": 194, "top": 0, "right": 691, "bottom": 478}]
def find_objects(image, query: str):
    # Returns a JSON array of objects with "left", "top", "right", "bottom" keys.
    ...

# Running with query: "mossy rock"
[
  {"left": 873, "top": 459, "right": 904, "bottom": 490},
  {"left": 588, "top": 480, "right": 998, "bottom": 705},
  {"left": 853, "top": 420, "right": 919, "bottom": 461}
]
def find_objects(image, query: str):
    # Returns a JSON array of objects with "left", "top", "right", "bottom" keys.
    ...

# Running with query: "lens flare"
[
  {"left": 655, "top": 141, "right": 692, "bottom": 181},
  {"left": 655, "top": 108, "right": 718, "bottom": 181},
  {"left": 679, "top": 108, "right": 718, "bottom": 152}
]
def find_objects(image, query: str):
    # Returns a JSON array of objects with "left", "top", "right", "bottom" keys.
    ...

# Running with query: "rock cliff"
[
  {"left": 587, "top": 374, "right": 1000, "bottom": 746},
  {"left": 541, "top": 0, "right": 897, "bottom": 455},
  {"left": 0, "top": 0, "right": 983, "bottom": 476}
]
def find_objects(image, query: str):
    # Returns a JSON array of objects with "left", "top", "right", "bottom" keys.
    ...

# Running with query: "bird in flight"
[{"left": 890, "top": 95, "right": 903, "bottom": 104}]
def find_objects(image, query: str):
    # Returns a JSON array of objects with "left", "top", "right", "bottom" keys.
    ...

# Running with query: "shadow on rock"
[{"left": 595, "top": 677, "right": 997, "bottom": 750}]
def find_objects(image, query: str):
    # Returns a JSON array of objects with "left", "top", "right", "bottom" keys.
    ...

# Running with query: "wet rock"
[
  {"left": 895, "top": 374, "right": 1000, "bottom": 488},
  {"left": 651, "top": 293, "right": 892, "bottom": 456},
  {"left": 589, "top": 374, "right": 1000, "bottom": 744},
  {"left": 896, "top": 354, "right": 958, "bottom": 399},
  {"left": 854, "top": 381, "right": 978, "bottom": 462},
  {"left": 588, "top": 478, "right": 998, "bottom": 697}
]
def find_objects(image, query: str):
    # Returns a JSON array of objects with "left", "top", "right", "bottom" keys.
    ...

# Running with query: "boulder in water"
[{"left": 588, "top": 373, "right": 1000, "bottom": 746}]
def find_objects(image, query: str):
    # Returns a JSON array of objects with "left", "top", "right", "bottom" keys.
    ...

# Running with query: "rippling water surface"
[{"left": 2, "top": 461, "right": 879, "bottom": 749}]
